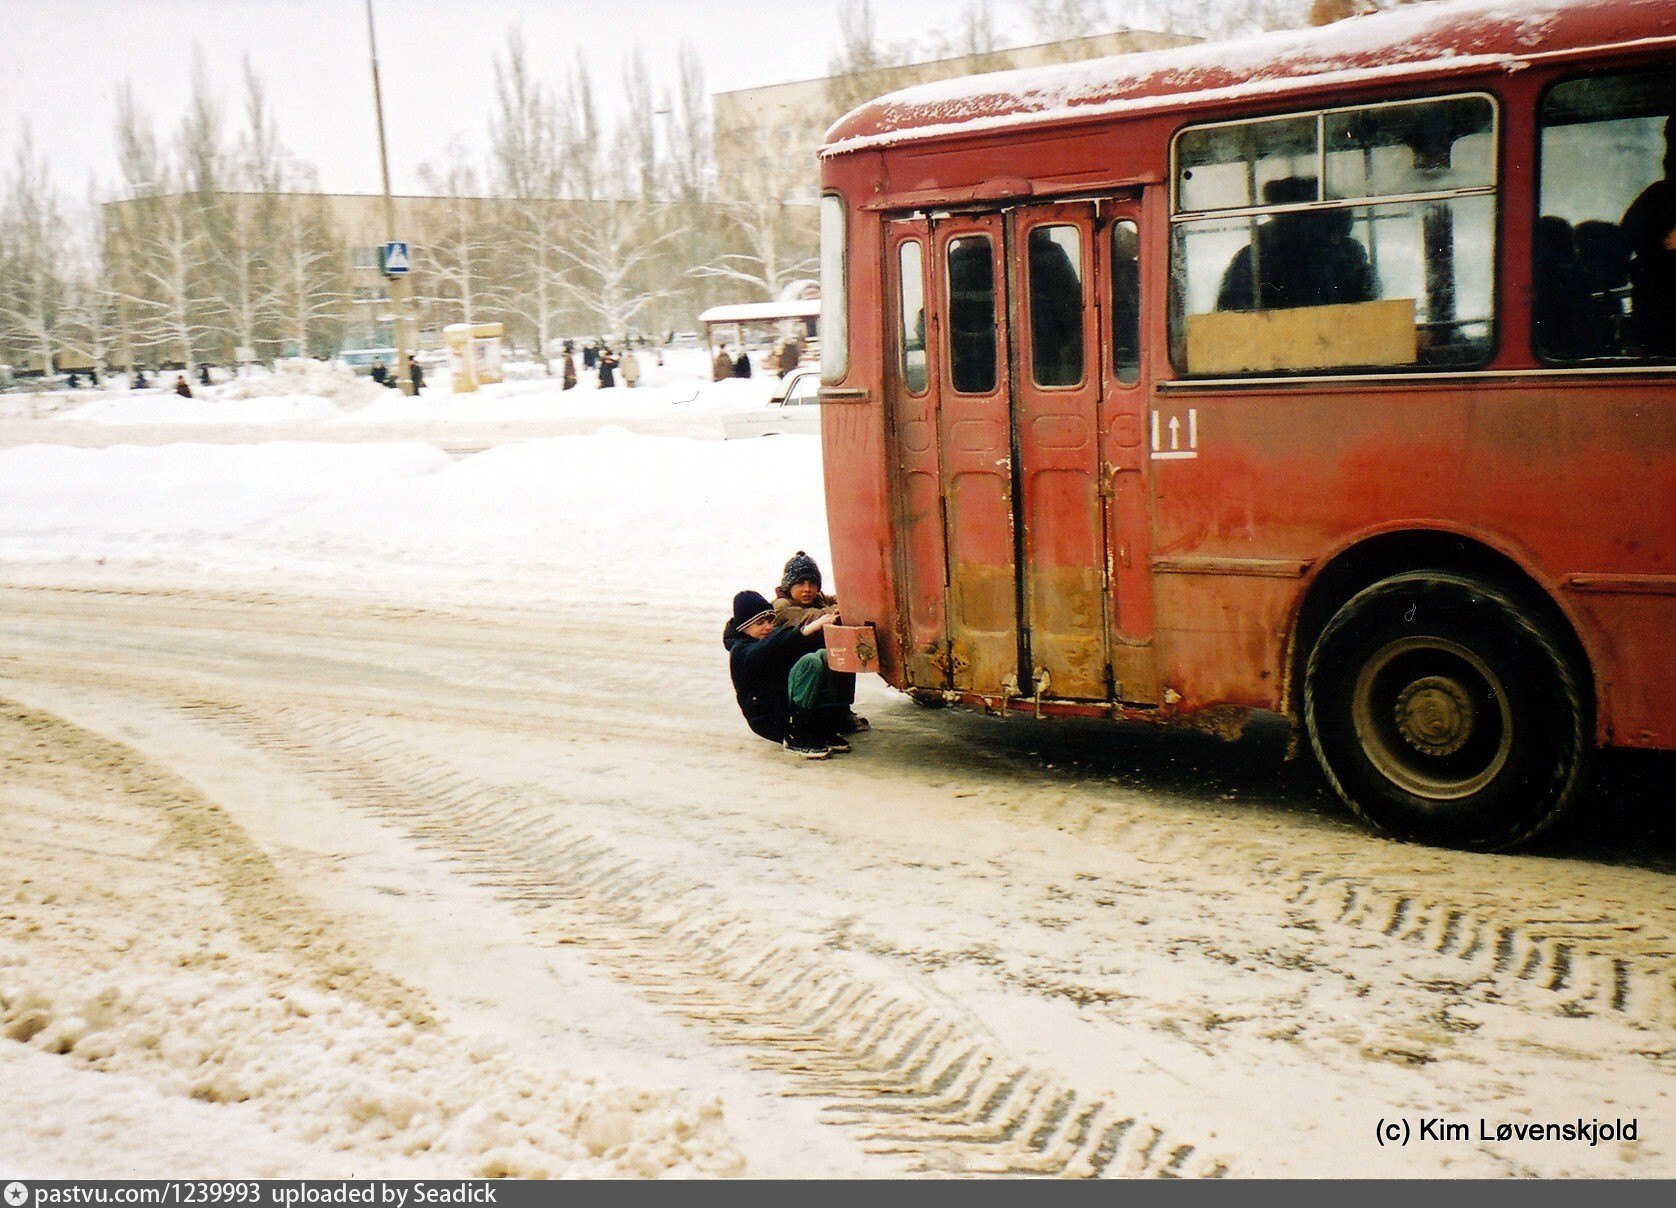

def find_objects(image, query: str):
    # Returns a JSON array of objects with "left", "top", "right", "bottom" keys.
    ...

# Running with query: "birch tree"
[
  {"left": 693, "top": 109, "right": 819, "bottom": 305},
  {"left": 219, "top": 62, "right": 289, "bottom": 360},
  {"left": 561, "top": 197, "right": 685, "bottom": 339},
  {"left": 177, "top": 55, "right": 238, "bottom": 362},
  {"left": 0, "top": 130, "right": 69, "bottom": 374},
  {"left": 272, "top": 166, "right": 349, "bottom": 358},
  {"left": 55, "top": 188, "right": 120, "bottom": 374},
  {"left": 415, "top": 147, "right": 502, "bottom": 333},
  {"left": 489, "top": 29, "right": 569, "bottom": 358}
]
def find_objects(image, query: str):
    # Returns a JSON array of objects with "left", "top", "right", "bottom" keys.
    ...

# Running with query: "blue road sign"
[{"left": 381, "top": 241, "right": 411, "bottom": 275}]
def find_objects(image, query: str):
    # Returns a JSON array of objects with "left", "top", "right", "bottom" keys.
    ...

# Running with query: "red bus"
[{"left": 815, "top": 0, "right": 1676, "bottom": 851}]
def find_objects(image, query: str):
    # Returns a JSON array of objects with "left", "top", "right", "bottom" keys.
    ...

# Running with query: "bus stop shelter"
[{"left": 697, "top": 299, "right": 821, "bottom": 363}]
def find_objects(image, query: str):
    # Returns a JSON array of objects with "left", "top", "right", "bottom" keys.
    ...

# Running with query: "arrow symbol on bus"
[{"left": 1168, "top": 416, "right": 1182, "bottom": 450}]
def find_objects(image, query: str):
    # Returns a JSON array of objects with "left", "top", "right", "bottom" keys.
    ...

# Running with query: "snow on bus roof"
[{"left": 821, "top": 0, "right": 1675, "bottom": 156}]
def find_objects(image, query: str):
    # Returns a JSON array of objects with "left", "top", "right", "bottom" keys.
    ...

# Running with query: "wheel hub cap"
[{"left": 1394, "top": 676, "right": 1474, "bottom": 757}]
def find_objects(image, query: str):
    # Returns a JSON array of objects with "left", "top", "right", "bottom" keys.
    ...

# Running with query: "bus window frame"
[
  {"left": 1167, "top": 91, "right": 1502, "bottom": 379},
  {"left": 1020, "top": 217, "right": 1091, "bottom": 392},
  {"left": 896, "top": 236, "right": 931, "bottom": 397},
  {"left": 820, "top": 192, "right": 849, "bottom": 382},
  {"left": 1532, "top": 68, "right": 1676, "bottom": 367},
  {"left": 943, "top": 229, "right": 1001, "bottom": 397}
]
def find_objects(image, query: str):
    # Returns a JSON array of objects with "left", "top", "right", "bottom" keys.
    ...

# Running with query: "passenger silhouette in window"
[
  {"left": 1028, "top": 228, "right": 1084, "bottom": 386},
  {"left": 947, "top": 237, "right": 997, "bottom": 393},
  {"left": 1533, "top": 216, "right": 1593, "bottom": 360},
  {"left": 1216, "top": 176, "right": 1378, "bottom": 312},
  {"left": 1535, "top": 215, "right": 1632, "bottom": 360},
  {"left": 1621, "top": 116, "right": 1676, "bottom": 357}
]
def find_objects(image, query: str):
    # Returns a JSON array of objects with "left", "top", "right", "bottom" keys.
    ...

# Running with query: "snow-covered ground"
[
  {"left": 0, "top": 350, "right": 821, "bottom": 608},
  {"left": 0, "top": 354, "right": 831, "bottom": 1178},
  {"left": 1, "top": 353, "right": 1672, "bottom": 1180}
]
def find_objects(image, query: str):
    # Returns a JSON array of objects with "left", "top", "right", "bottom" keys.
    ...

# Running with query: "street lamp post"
[{"left": 364, "top": 0, "right": 413, "bottom": 394}]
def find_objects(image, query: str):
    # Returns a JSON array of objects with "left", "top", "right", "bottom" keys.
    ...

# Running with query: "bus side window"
[
  {"left": 1111, "top": 220, "right": 1140, "bottom": 385},
  {"left": 1538, "top": 72, "right": 1676, "bottom": 362},
  {"left": 1171, "top": 95, "right": 1496, "bottom": 375},
  {"left": 898, "top": 241, "right": 928, "bottom": 393},
  {"left": 947, "top": 235, "right": 997, "bottom": 394}
]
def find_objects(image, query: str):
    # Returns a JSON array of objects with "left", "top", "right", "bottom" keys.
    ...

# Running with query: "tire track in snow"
[
  {"left": 4, "top": 585, "right": 1673, "bottom": 1034},
  {"left": 180, "top": 696, "right": 1229, "bottom": 1178}
]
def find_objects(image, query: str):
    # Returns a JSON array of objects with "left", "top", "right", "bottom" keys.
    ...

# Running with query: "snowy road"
[
  {"left": 2, "top": 583, "right": 1672, "bottom": 1178},
  {"left": 1, "top": 364, "right": 1673, "bottom": 1177}
]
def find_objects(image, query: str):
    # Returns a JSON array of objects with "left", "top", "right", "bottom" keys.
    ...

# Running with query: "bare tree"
[
  {"left": 941, "top": 0, "right": 1004, "bottom": 58},
  {"left": 106, "top": 86, "right": 215, "bottom": 371},
  {"left": 217, "top": 63, "right": 290, "bottom": 361},
  {"left": 652, "top": 42, "right": 724, "bottom": 327},
  {"left": 825, "top": 1, "right": 911, "bottom": 117},
  {"left": 692, "top": 158, "right": 819, "bottom": 303},
  {"left": 1021, "top": 0, "right": 1111, "bottom": 44},
  {"left": 621, "top": 47, "right": 659, "bottom": 204},
  {"left": 415, "top": 146, "right": 502, "bottom": 334},
  {"left": 560, "top": 198, "right": 686, "bottom": 339},
  {"left": 55, "top": 186, "right": 121, "bottom": 374},
  {"left": 489, "top": 29, "right": 570, "bottom": 359},
  {"left": 272, "top": 167, "right": 350, "bottom": 358},
  {"left": 665, "top": 43, "right": 713, "bottom": 206},
  {"left": 562, "top": 52, "right": 605, "bottom": 206},
  {"left": 0, "top": 129, "right": 70, "bottom": 374}
]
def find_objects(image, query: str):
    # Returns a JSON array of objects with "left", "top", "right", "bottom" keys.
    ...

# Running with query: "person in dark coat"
[
  {"left": 1622, "top": 116, "right": 1676, "bottom": 357},
  {"left": 370, "top": 358, "right": 388, "bottom": 386},
  {"left": 723, "top": 589, "right": 845, "bottom": 758},
  {"left": 409, "top": 358, "right": 425, "bottom": 394},
  {"left": 597, "top": 347, "right": 618, "bottom": 388},
  {"left": 174, "top": 374, "right": 193, "bottom": 398},
  {"left": 732, "top": 349, "right": 753, "bottom": 378},
  {"left": 561, "top": 351, "right": 577, "bottom": 390},
  {"left": 198, "top": 363, "right": 211, "bottom": 387},
  {"left": 132, "top": 369, "right": 149, "bottom": 389},
  {"left": 1216, "top": 175, "right": 1376, "bottom": 313}
]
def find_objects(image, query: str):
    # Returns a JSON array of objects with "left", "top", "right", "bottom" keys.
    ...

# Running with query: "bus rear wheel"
[{"left": 1304, "top": 572, "right": 1589, "bottom": 851}]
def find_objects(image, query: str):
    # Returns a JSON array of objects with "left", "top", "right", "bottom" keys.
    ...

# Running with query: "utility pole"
[{"left": 365, "top": 0, "right": 413, "bottom": 393}]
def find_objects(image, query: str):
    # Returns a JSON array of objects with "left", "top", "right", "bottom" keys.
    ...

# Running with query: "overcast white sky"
[{"left": 2, "top": 0, "right": 990, "bottom": 200}]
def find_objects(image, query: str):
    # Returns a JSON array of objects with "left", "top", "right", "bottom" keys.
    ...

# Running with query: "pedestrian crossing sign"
[{"left": 381, "top": 241, "right": 410, "bottom": 276}]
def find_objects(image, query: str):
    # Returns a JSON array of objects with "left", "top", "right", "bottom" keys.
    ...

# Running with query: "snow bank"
[{"left": 0, "top": 430, "right": 830, "bottom": 608}]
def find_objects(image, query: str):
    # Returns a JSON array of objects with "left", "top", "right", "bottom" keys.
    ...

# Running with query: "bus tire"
[{"left": 1303, "top": 571, "right": 1589, "bottom": 852}]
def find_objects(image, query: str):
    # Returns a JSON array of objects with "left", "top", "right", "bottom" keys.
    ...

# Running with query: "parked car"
[{"left": 721, "top": 367, "right": 822, "bottom": 439}]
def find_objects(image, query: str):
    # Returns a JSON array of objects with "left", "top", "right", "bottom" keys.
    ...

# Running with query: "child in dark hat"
[
  {"left": 772, "top": 551, "right": 868, "bottom": 734},
  {"left": 723, "top": 588, "right": 847, "bottom": 758}
]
